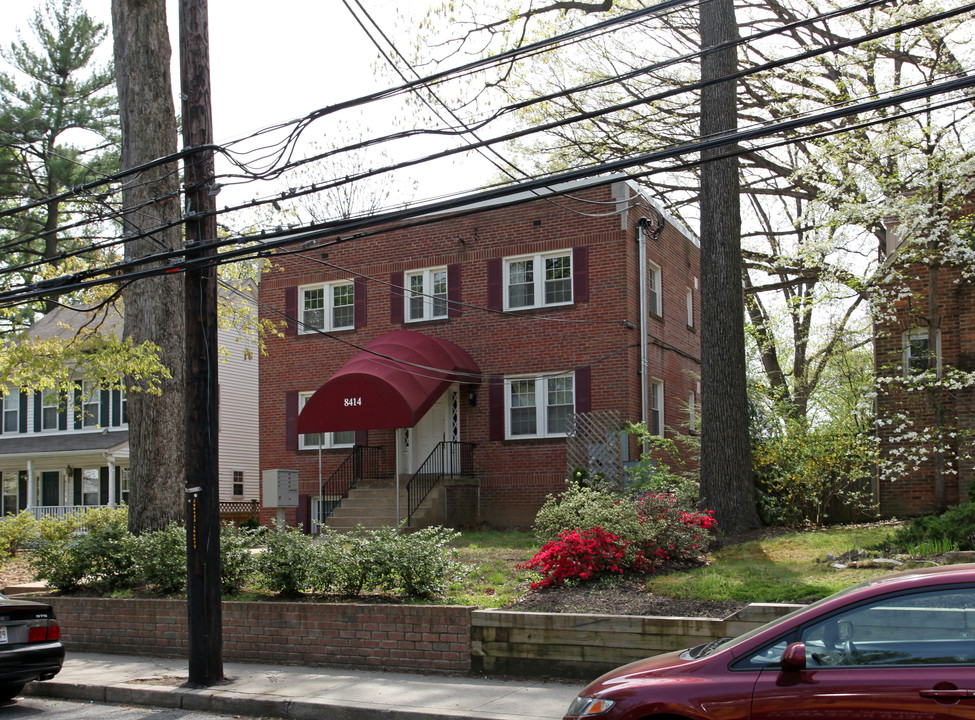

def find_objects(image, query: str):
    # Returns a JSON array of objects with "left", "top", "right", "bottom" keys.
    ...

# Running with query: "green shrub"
[
  {"left": 220, "top": 522, "right": 258, "bottom": 594},
  {"left": 392, "top": 526, "right": 465, "bottom": 598},
  {"left": 254, "top": 521, "right": 315, "bottom": 596},
  {"left": 28, "top": 513, "right": 88, "bottom": 592},
  {"left": 623, "top": 422, "right": 700, "bottom": 504},
  {"left": 889, "top": 502, "right": 975, "bottom": 552},
  {"left": 131, "top": 522, "right": 185, "bottom": 594},
  {"left": 0, "top": 511, "right": 38, "bottom": 557},
  {"left": 73, "top": 507, "right": 135, "bottom": 591}
]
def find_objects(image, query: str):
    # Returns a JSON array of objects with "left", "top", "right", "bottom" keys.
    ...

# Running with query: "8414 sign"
[{"left": 344, "top": 397, "right": 362, "bottom": 407}]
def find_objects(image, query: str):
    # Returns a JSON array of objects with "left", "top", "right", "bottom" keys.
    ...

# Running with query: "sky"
[{"left": 2, "top": 0, "right": 497, "bottom": 217}]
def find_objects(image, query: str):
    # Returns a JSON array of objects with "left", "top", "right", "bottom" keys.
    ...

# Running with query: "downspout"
[{"left": 638, "top": 221, "right": 650, "bottom": 456}]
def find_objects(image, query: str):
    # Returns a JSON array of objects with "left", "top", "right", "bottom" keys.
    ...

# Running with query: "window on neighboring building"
[
  {"left": 232, "top": 470, "right": 244, "bottom": 497},
  {"left": 41, "top": 388, "right": 59, "bottom": 430},
  {"left": 506, "top": 374, "right": 575, "bottom": 438},
  {"left": 687, "top": 390, "right": 699, "bottom": 434},
  {"left": 504, "top": 251, "right": 573, "bottom": 310},
  {"left": 650, "top": 380, "right": 664, "bottom": 436},
  {"left": 120, "top": 388, "right": 128, "bottom": 425},
  {"left": 2, "top": 471, "right": 17, "bottom": 516},
  {"left": 120, "top": 468, "right": 130, "bottom": 504},
  {"left": 82, "top": 468, "right": 99, "bottom": 506},
  {"left": 686, "top": 286, "right": 694, "bottom": 328},
  {"left": 299, "top": 281, "right": 354, "bottom": 333},
  {"left": 648, "top": 261, "right": 662, "bottom": 316},
  {"left": 298, "top": 392, "right": 356, "bottom": 449},
  {"left": 904, "top": 329, "right": 940, "bottom": 376},
  {"left": 3, "top": 391, "right": 18, "bottom": 433},
  {"left": 405, "top": 267, "right": 448, "bottom": 322},
  {"left": 82, "top": 381, "right": 100, "bottom": 428}
]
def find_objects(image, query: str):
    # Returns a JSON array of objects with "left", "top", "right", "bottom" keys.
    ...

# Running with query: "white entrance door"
[{"left": 397, "top": 386, "right": 459, "bottom": 474}]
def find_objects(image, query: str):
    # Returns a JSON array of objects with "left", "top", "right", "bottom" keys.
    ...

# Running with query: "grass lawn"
[{"left": 449, "top": 523, "right": 910, "bottom": 608}]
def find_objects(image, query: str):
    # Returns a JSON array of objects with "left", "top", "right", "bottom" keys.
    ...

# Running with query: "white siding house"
[{"left": 0, "top": 286, "right": 260, "bottom": 519}]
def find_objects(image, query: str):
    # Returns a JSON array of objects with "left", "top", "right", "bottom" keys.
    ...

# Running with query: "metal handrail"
[
  {"left": 318, "top": 445, "right": 381, "bottom": 526},
  {"left": 405, "top": 441, "right": 474, "bottom": 526}
]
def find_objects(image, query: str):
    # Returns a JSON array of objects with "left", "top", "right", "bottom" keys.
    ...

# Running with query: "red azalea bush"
[
  {"left": 523, "top": 485, "right": 717, "bottom": 588},
  {"left": 519, "top": 527, "right": 634, "bottom": 589}
]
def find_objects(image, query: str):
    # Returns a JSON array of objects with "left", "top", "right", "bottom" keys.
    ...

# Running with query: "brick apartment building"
[
  {"left": 258, "top": 177, "right": 702, "bottom": 529},
  {"left": 874, "top": 213, "right": 975, "bottom": 517}
]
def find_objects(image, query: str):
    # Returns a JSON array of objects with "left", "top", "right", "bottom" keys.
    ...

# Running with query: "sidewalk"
[{"left": 24, "top": 653, "right": 587, "bottom": 720}]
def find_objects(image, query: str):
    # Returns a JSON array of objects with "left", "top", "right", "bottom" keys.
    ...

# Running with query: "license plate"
[{"left": 0, "top": 626, "right": 7, "bottom": 644}]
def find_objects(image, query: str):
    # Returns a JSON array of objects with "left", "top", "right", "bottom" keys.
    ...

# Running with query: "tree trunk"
[
  {"left": 112, "top": 0, "right": 186, "bottom": 534},
  {"left": 698, "top": 0, "right": 761, "bottom": 534}
]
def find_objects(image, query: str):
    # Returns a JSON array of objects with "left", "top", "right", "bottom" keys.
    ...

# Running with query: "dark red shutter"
[
  {"left": 285, "top": 391, "right": 298, "bottom": 451},
  {"left": 390, "top": 271, "right": 404, "bottom": 323},
  {"left": 574, "top": 366, "right": 591, "bottom": 414},
  {"left": 573, "top": 246, "right": 589, "bottom": 304},
  {"left": 448, "top": 263, "right": 462, "bottom": 317},
  {"left": 487, "top": 258, "right": 503, "bottom": 311},
  {"left": 354, "top": 277, "right": 367, "bottom": 328},
  {"left": 488, "top": 377, "right": 505, "bottom": 441},
  {"left": 284, "top": 286, "right": 298, "bottom": 335},
  {"left": 355, "top": 430, "right": 368, "bottom": 446}
]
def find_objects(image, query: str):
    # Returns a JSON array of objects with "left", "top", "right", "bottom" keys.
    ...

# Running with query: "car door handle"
[{"left": 920, "top": 689, "right": 975, "bottom": 698}]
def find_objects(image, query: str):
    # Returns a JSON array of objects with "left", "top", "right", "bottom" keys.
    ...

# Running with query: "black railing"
[
  {"left": 406, "top": 441, "right": 475, "bottom": 526},
  {"left": 318, "top": 445, "right": 382, "bottom": 527}
]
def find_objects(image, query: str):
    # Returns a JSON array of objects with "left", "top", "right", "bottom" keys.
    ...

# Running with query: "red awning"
[{"left": 297, "top": 330, "right": 480, "bottom": 432}]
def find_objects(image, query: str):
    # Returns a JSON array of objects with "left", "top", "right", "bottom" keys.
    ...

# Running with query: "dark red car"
[{"left": 565, "top": 563, "right": 975, "bottom": 720}]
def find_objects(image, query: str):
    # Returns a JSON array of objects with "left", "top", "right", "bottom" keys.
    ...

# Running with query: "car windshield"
[{"left": 697, "top": 580, "right": 873, "bottom": 657}]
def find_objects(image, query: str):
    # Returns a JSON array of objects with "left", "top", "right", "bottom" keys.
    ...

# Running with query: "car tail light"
[{"left": 26, "top": 619, "right": 60, "bottom": 643}]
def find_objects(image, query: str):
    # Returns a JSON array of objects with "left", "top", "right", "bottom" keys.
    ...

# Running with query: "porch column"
[
  {"left": 106, "top": 456, "right": 116, "bottom": 507},
  {"left": 26, "top": 459, "right": 35, "bottom": 510}
]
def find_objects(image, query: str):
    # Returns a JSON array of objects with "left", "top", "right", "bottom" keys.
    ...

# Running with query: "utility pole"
[{"left": 180, "top": 0, "right": 223, "bottom": 687}]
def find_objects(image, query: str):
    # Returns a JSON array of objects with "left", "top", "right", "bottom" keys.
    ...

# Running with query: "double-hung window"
[
  {"left": 904, "top": 329, "right": 939, "bottom": 377},
  {"left": 41, "top": 389, "right": 59, "bottom": 431},
  {"left": 82, "top": 381, "right": 100, "bottom": 428},
  {"left": 2, "top": 392, "right": 18, "bottom": 433},
  {"left": 648, "top": 261, "right": 662, "bottom": 316},
  {"left": 506, "top": 374, "right": 575, "bottom": 439},
  {"left": 405, "top": 267, "right": 448, "bottom": 322},
  {"left": 505, "top": 251, "right": 572, "bottom": 310},
  {"left": 650, "top": 380, "right": 664, "bottom": 436},
  {"left": 232, "top": 470, "right": 244, "bottom": 497},
  {"left": 299, "top": 281, "right": 354, "bottom": 333},
  {"left": 298, "top": 392, "right": 355, "bottom": 450}
]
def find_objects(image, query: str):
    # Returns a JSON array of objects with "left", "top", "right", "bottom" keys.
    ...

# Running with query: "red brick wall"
[
  {"left": 259, "top": 180, "right": 702, "bottom": 527},
  {"left": 875, "top": 261, "right": 975, "bottom": 516},
  {"left": 47, "top": 597, "right": 471, "bottom": 673}
]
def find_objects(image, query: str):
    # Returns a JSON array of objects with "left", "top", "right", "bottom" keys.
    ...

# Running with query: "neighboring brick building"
[
  {"left": 874, "top": 216, "right": 975, "bottom": 517},
  {"left": 258, "top": 177, "right": 701, "bottom": 529}
]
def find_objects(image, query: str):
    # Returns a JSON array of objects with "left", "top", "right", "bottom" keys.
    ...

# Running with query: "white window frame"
[
  {"left": 232, "top": 470, "right": 244, "bottom": 497},
  {"left": 298, "top": 392, "right": 356, "bottom": 450},
  {"left": 299, "top": 281, "right": 355, "bottom": 333},
  {"left": 503, "top": 250, "right": 573, "bottom": 311},
  {"left": 120, "top": 467, "right": 130, "bottom": 504},
  {"left": 650, "top": 379, "right": 664, "bottom": 436},
  {"left": 81, "top": 381, "right": 100, "bottom": 428},
  {"left": 3, "top": 391, "right": 18, "bottom": 433},
  {"left": 903, "top": 329, "right": 941, "bottom": 377},
  {"left": 686, "top": 286, "right": 694, "bottom": 328},
  {"left": 41, "top": 388, "right": 59, "bottom": 431},
  {"left": 648, "top": 261, "right": 662, "bottom": 316},
  {"left": 120, "top": 388, "right": 128, "bottom": 426},
  {"left": 405, "top": 267, "right": 448, "bottom": 322},
  {"left": 81, "top": 468, "right": 100, "bottom": 506},
  {"left": 504, "top": 373, "right": 575, "bottom": 439}
]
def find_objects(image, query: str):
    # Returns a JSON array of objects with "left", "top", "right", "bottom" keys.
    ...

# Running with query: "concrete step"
[{"left": 324, "top": 480, "right": 446, "bottom": 531}]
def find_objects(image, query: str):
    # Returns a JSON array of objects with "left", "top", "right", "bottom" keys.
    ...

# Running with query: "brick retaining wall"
[
  {"left": 47, "top": 598, "right": 472, "bottom": 674},
  {"left": 45, "top": 598, "right": 799, "bottom": 678}
]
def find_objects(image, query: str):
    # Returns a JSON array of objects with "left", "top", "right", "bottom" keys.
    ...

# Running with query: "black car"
[{"left": 0, "top": 594, "right": 64, "bottom": 701}]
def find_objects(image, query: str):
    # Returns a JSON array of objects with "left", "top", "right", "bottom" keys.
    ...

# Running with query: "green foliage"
[
  {"left": 220, "top": 523, "right": 258, "bottom": 594},
  {"left": 254, "top": 521, "right": 316, "bottom": 597},
  {"left": 752, "top": 426, "right": 876, "bottom": 526},
  {"left": 0, "top": 511, "right": 38, "bottom": 556},
  {"left": 27, "top": 507, "right": 132, "bottom": 592},
  {"left": 27, "top": 513, "right": 87, "bottom": 593},
  {"left": 391, "top": 526, "right": 465, "bottom": 598},
  {"left": 623, "top": 422, "right": 700, "bottom": 504},
  {"left": 889, "top": 503, "right": 975, "bottom": 552},
  {"left": 131, "top": 522, "right": 185, "bottom": 595}
]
